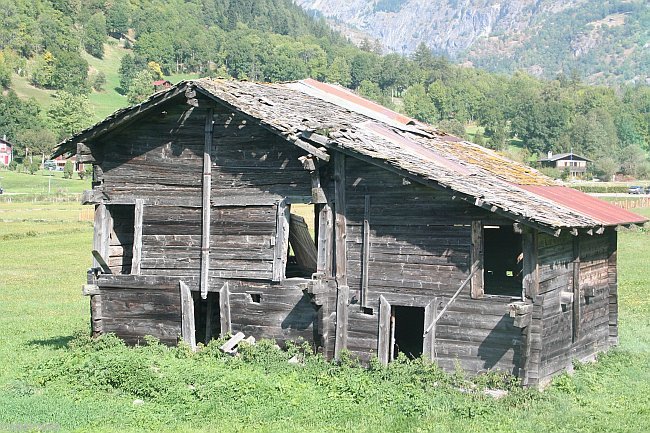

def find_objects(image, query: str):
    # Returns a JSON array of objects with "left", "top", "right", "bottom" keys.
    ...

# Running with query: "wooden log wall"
[
  {"left": 210, "top": 105, "right": 311, "bottom": 199},
  {"left": 342, "top": 158, "right": 524, "bottom": 373},
  {"left": 90, "top": 94, "right": 320, "bottom": 348},
  {"left": 92, "top": 275, "right": 185, "bottom": 345},
  {"left": 98, "top": 99, "right": 205, "bottom": 203},
  {"left": 534, "top": 232, "right": 613, "bottom": 384}
]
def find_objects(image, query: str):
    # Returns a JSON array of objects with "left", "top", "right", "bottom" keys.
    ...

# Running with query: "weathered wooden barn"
[{"left": 54, "top": 78, "right": 647, "bottom": 387}]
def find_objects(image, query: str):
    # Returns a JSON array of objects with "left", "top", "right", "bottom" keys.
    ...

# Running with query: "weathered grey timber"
[{"left": 54, "top": 78, "right": 646, "bottom": 387}]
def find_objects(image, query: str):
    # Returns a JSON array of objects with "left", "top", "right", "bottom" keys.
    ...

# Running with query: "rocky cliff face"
[
  {"left": 296, "top": 0, "right": 580, "bottom": 55},
  {"left": 296, "top": 0, "right": 649, "bottom": 83}
]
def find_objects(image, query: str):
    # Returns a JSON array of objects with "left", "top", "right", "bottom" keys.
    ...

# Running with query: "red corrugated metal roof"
[
  {"left": 299, "top": 78, "right": 413, "bottom": 125},
  {"left": 519, "top": 185, "right": 647, "bottom": 226}
]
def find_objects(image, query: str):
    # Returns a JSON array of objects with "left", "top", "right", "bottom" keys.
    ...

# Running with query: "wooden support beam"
[
  {"left": 334, "top": 152, "right": 347, "bottom": 287},
  {"left": 273, "top": 199, "right": 290, "bottom": 282},
  {"left": 200, "top": 108, "right": 215, "bottom": 299},
  {"left": 522, "top": 229, "right": 539, "bottom": 299},
  {"left": 219, "top": 282, "right": 232, "bottom": 336},
  {"left": 131, "top": 199, "right": 144, "bottom": 275},
  {"left": 179, "top": 281, "right": 196, "bottom": 350},
  {"left": 91, "top": 250, "right": 113, "bottom": 274},
  {"left": 93, "top": 204, "right": 110, "bottom": 270},
  {"left": 334, "top": 284, "right": 349, "bottom": 360},
  {"left": 360, "top": 195, "right": 371, "bottom": 308},
  {"left": 316, "top": 203, "right": 333, "bottom": 277},
  {"left": 423, "top": 298, "right": 438, "bottom": 362},
  {"left": 333, "top": 152, "right": 349, "bottom": 359},
  {"left": 378, "top": 295, "right": 391, "bottom": 365},
  {"left": 470, "top": 221, "right": 484, "bottom": 299},
  {"left": 572, "top": 236, "right": 581, "bottom": 343},
  {"left": 90, "top": 294, "right": 103, "bottom": 337}
]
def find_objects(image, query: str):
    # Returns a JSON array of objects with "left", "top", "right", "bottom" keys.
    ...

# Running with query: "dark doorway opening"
[
  {"left": 193, "top": 292, "right": 220, "bottom": 345},
  {"left": 484, "top": 225, "right": 523, "bottom": 296},
  {"left": 392, "top": 306, "right": 425, "bottom": 360}
]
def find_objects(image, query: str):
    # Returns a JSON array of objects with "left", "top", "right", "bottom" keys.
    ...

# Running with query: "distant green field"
[
  {"left": 0, "top": 198, "right": 648, "bottom": 432},
  {"left": 0, "top": 169, "right": 90, "bottom": 197}
]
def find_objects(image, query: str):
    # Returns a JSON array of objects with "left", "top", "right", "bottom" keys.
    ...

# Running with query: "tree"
[
  {"left": 16, "top": 129, "right": 57, "bottom": 165},
  {"left": 50, "top": 50, "right": 89, "bottom": 94},
  {"left": 63, "top": 159, "right": 73, "bottom": 179},
  {"left": 0, "top": 51, "right": 11, "bottom": 88},
  {"left": 119, "top": 53, "right": 145, "bottom": 93},
  {"left": 592, "top": 157, "right": 619, "bottom": 181},
  {"left": 107, "top": 0, "right": 130, "bottom": 35},
  {"left": 438, "top": 119, "right": 466, "bottom": 140},
  {"left": 83, "top": 12, "right": 107, "bottom": 59},
  {"left": 127, "top": 70, "right": 155, "bottom": 104},
  {"left": 326, "top": 56, "right": 351, "bottom": 87},
  {"left": 47, "top": 91, "right": 93, "bottom": 139},
  {"left": 402, "top": 84, "right": 438, "bottom": 124},
  {"left": 91, "top": 71, "right": 106, "bottom": 92}
]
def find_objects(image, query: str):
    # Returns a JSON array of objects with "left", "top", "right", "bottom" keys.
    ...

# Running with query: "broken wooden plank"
[
  {"left": 220, "top": 331, "right": 245, "bottom": 354},
  {"left": 92, "top": 250, "right": 113, "bottom": 274},
  {"left": 179, "top": 281, "right": 196, "bottom": 350}
]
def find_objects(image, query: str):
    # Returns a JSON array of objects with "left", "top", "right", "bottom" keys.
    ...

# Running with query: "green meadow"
[{"left": 0, "top": 196, "right": 648, "bottom": 432}]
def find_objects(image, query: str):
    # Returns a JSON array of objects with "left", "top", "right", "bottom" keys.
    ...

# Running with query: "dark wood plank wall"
[
  {"left": 95, "top": 96, "right": 317, "bottom": 347},
  {"left": 211, "top": 105, "right": 311, "bottom": 199},
  {"left": 94, "top": 276, "right": 184, "bottom": 345},
  {"left": 343, "top": 158, "right": 524, "bottom": 373},
  {"left": 536, "top": 232, "right": 612, "bottom": 383},
  {"left": 99, "top": 99, "right": 205, "bottom": 203}
]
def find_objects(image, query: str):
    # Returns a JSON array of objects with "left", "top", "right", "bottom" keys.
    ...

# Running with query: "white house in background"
[
  {"left": 0, "top": 135, "right": 13, "bottom": 166},
  {"left": 539, "top": 152, "right": 591, "bottom": 177}
]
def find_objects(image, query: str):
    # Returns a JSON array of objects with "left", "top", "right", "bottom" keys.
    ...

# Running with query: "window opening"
[
  {"left": 483, "top": 225, "right": 523, "bottom": 296},
  {"left": 250, "top": 293, "right": 262, "bottom": 303},
  {"left": 285, "top": 203, "right": 318, "bottom": 278},
  {"left": 192, "top": 291, "right": 220, "bottom": 344},
  {"left": 392, "top": 306, "right": 425, "bottom": 360},
  {"left": 106, "top": 204, "right": 134, "bottom": 275}
]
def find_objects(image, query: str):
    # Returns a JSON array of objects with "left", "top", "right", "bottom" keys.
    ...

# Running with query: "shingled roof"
[{"left": 54, "top": 78, "right": 647, "bottom": 234}]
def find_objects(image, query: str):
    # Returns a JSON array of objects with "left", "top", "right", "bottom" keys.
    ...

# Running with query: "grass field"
[
  {"left": 0, "top": 201, "right": 648, "bottom": 432},
  {"left": 0, "top": 170, "right": 90, "bottom": 198}
]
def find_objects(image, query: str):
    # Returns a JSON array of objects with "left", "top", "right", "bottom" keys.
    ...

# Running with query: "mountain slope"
[{"left": 296, "top": 0, "right": 649, "bottom": 84}]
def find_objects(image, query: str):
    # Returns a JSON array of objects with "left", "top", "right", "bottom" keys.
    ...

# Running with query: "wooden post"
[
  {"left": 219, "top": 282, "right": 232, "bottom": 336},
  {"left": 273, "top": 198, "right": 290, "bottom": 281},
  {"left": 316, "top": 203, "right": 333, "bottom": 277},
  {"left": 360, "top": 195, "right": 371, "bottom": 308},
  {"left": 93, "top": 204, "right": 110, "bottom": 269},
  {"left": 423, "top": 298, "right": 438, "bottom": 362},
  {"left": 522, "top": 229, "right": 539, "bottom": 299},
  {"left": 378, "top": 295, "right": 391, "bottom": 365},
  {"left": 572, "top": 236, "right": 581, "bottom": 343},
  {"left": 90, "top": 294, "right": 103, "bottom": 337},
  {"left": 200, "top": 108, "right": 215, "bottom": 299},
  {"left": 333, "top": 152, "right": 348, "bottom": 358},
  {"left": 334, "top": 284, "right": 349, "bottom": 360},
  {"left": 470, "top": 220, "right": 484, "bottom": 299},
  {"left": 179, "top": 281, "right": 196, "bottom": 350},
  {"left": 334, "top": 152, "right": 347, "bottom": 287},
  {"left": 131, "top": 199, "right": 144, "bottom": 275}
]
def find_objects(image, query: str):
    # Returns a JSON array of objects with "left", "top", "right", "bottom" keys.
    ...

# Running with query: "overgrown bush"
[{"left": 63, "top": 160, "right": 73, "bottom": 179}]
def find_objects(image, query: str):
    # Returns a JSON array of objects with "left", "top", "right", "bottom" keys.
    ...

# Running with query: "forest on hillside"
[{"left": 0, "top": 0, "right": 649, "bottom": 179}]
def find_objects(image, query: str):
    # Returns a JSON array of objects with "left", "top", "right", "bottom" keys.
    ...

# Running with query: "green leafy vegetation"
[
  {"left": 0, "top": 179, "right": 649, "bottom": 431},
  {"left": 0, "top": 0, "right": 648, "bottom": 178}
]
